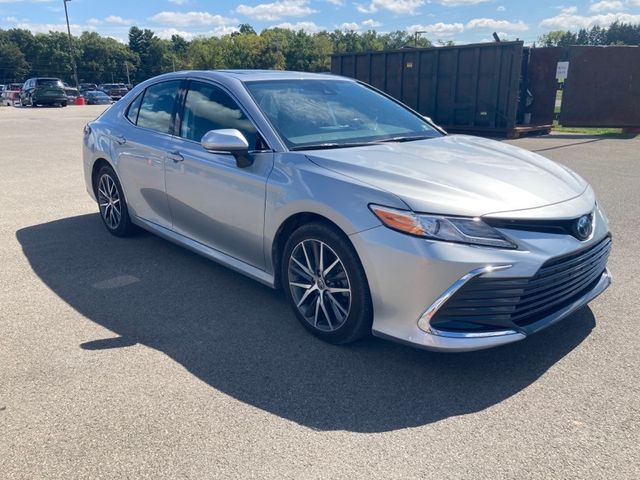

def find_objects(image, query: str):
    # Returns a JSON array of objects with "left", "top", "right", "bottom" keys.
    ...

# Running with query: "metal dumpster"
[{"left": 331, "top": 41, "right": 554, "bottom": 138}]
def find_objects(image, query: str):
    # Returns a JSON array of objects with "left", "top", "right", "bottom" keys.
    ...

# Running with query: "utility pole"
[
  {"left": 63, "top": 0, "right": 79, "bottom": 88},
  {"left": 125, "top": 62, "right": 131, "bottom": 85}
]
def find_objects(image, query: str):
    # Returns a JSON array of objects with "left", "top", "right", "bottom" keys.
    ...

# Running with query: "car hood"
[{"left": 304, "top": 135, "right": 589, "bottom": 217}]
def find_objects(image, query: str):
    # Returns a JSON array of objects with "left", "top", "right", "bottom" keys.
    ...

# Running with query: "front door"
[{"left": 165, "top": 80, "right": 273, "bottom": 269}]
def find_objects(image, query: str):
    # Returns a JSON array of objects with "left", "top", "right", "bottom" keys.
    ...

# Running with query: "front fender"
[{"left": 263, "top": 154, "right": 408, "bottom": 274}]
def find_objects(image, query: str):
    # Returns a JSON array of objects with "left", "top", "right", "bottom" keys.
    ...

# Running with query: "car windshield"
[
  {"left": 245, "top": 79, "right": 441, "bottom": 150},
  {"left": 37, "top": 79, "right": 64, "bottom": 87}
]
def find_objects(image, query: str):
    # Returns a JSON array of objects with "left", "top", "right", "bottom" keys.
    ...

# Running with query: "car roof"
[{"left": 160, "top": 70, "right": 349, "bottom": 83}]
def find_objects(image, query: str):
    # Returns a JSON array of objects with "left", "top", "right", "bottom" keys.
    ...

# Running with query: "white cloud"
[
  {"left": 356, "top": 0, "right": 424, "bottom": 15},
  {"left": 496, "top": 6, "right": 506, "bottom": 12},
  {"left": 168, "top": 0, "right": 190, "bottom": 4},
  {"left": 104, "top": 16, "right": 133, "bottom": 25},
  {"left": 272, "top": 21, "right": 325, "bottom": 32},
  {"left": 589, "top": 1, "right": 625, "bottom": 12},
  {"left": 560, "top": 6, "right": 577, "bottom": 15},
  {"left": 362, "top": 18, "right": 383, "bottom": 28},
  {"left": 407, "top": 22, "right": 465, "bottom": 36},
  {"left": 236, "top": 0, "right": 316, "bottom": 21},
  {"left": 15, "top": 22, "right": 94, "bottom": 35},
  {"left": 540, "top": 11, "right": 640, "bottom": 30},
  {"left": 339, "top": 22, "right": 360, "bottom": 30},
  {"left": 154, "top": 25, "right": 238, "bottom": 39},
  {"left": 155, "top": 28, "right": 196, "bottom": 40},
  {"left": 149, "top": 11, "right": 237, "bottom": 27},
  {"left": 466, "top": 18, "right": 529, "bottom": 31},
  {"left": 325, "top": 0, "right": 344, "bottom": 5}
]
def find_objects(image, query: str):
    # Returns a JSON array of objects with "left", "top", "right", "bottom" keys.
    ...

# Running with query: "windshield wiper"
[
  {"left": 290, "top": 142, "right": 375, "bottom": 151},
  {"left": 377, "top": 135, "right": 435, "bottom": 143},
  {"left": 289, "top": 135, "right": 436, "bottom": 151}
]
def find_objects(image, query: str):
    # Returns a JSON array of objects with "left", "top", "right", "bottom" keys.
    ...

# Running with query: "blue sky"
[{"left": 1, "top": 0, "right": 640, "bottom": 44}]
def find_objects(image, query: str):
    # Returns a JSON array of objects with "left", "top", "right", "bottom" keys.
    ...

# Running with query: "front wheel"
[
  {"left": 95, "top": 165, "right": 136, "bottom": 237},
  {"left": 281, "top": 223, "right": 373, "bottom": 344}
]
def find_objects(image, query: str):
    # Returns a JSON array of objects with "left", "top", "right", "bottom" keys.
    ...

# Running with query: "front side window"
[
  {"left": 179, "top": 81, "right": 258, "bottom": 149},
  {"left": 136, "top": 80, "right": 180, "bottom": 134},
  {"left": 245, "top": 79, "right": 441, "bottom": 150}
]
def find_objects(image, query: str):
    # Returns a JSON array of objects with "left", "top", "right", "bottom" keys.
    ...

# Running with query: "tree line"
[
  {"left": 0, "top": 24, "right": 432, "bottom": 85},
  {"left": 1, "top": 21, "right": 638, "bottom": 85},
  {"left": 538, "top": 22, "right": 640, "bottom": 47}
]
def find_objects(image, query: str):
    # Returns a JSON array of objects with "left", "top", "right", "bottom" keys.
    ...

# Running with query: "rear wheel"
[
  {"left": 281, "top": 223, "right": 373, "bottom": 344},
  {"left": 95, "top": 165, "right": 135, "bottom": 237}
]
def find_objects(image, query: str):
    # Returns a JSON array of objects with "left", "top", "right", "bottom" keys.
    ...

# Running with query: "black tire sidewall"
[
  {"left": 96, "top": 165, "right": 134, "bottom": 237},
  {"left": 281, "top": 222, "right": 373, "bottom": 344}
]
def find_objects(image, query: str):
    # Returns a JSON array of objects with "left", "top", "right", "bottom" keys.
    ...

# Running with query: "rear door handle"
[{"left": 167, "top": 150, "right": 184, "bottom": 163}]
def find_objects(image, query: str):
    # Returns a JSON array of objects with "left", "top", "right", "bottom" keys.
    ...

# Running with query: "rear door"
[
  {"left": 114, "top": 80, "right": 182, "bottom": 228},
  {"left": 164, "top": 80, "right": 274, "bottom": 269}
]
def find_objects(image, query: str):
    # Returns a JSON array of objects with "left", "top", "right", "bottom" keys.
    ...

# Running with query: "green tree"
[
  {"left": 0, "top": 39, "right": 29, "bottom": 82},
  {"left": 128, "top": 27, "right": 167, "bottom": 81}
]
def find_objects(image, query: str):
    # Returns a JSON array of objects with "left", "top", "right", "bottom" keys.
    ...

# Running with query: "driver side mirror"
[{"left": 201, "top": 129, "right": 253, "bottom": 168}]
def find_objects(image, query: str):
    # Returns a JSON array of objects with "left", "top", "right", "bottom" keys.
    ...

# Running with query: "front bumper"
[{"left": 350, "top": 205, "right": 611, "bottom": 352}]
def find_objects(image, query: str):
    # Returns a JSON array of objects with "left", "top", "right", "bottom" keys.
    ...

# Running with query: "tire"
[
  {"left": 61, "top": 102, "right": 67, "bottom": 107},
  {"left": 95, "top": 165, "right": 136, "bottom": 237},
  {"left": 281, "top": 222, "right": 373, "bottom": 344}
]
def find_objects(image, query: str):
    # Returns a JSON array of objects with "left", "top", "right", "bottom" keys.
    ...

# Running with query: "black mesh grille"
[{"left": 431, "top": 236, "right": 612, "bottom": 332}]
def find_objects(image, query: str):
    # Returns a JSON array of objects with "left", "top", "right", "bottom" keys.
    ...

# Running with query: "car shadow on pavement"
[{"left": 17, "top": 214, "right": 595, "bottom": 433}]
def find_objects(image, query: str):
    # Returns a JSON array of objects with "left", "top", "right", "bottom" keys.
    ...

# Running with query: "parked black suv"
[{"left": 20, "top": 78, "right": 67, "bottom": 107}]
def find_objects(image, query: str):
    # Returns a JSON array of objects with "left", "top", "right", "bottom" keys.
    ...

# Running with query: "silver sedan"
[{"left": 82, "top": 70, "right": 611, "bottom": 352}]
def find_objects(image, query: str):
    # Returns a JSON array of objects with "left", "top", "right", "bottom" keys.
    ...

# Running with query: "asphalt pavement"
[{"left": 1, "top": 105, "right": 638, "bottom": 479}]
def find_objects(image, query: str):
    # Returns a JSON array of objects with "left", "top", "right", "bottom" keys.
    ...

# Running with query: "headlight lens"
[{"left": 370, "top": 205, "right": 517, "bottom": 249}]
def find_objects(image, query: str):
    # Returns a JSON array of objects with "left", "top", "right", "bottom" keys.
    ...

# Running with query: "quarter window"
[
  {"left": 179, "top": 81, "right": 258, "bottom": 149},
  {"left": 136, "top": 80, "right": 180, "bottom": 134},
  {"left": 126, "top": 93, "right": 143, "bottom": 124}
]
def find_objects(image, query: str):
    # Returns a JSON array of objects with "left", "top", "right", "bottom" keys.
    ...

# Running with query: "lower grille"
[{"left": 431, "top": 236, "right": 612, "bottom": 332}]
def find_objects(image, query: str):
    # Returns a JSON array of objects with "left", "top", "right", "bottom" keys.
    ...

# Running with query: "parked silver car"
[{"left": 82, "top": 70, "right": 611, "bottom": 352}]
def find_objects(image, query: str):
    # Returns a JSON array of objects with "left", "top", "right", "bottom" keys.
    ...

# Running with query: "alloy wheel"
[
  {"left": 287, "top": 239, "right": 352, "bottom": 332},
  {"left": 97, "top": 173, "right": 122, "bottom": 230}
]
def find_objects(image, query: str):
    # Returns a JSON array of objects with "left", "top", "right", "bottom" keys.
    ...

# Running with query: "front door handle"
[{"left": 167, "top": 150, "right": 184, "bottom": 163}]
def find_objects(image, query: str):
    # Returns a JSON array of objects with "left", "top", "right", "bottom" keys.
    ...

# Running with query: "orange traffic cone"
[{"left": 75, "top": 96, "right": 86, "bottom": 106}]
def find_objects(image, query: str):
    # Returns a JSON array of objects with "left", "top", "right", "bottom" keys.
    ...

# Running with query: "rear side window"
[
  {"left": 126, "top": 93, "right": 143, "bottom": 124},
  {"left": 179, "top": 81, "right": 258, "bottom": 148},
  {"left": 136, "top": 80, "right": 181, "bottom": 134}
]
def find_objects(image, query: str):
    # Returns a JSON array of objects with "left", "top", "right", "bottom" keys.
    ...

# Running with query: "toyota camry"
[{"left": 82, "top": 70, "right": 611, "bottom": 352}]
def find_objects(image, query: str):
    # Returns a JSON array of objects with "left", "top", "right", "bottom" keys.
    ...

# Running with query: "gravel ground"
[{"left": 1, "top": 105, "right": 638, "bottom": 479}]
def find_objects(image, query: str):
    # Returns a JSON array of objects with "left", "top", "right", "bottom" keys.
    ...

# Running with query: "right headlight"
[{"left": 370, "top": 204, "right": 517, "bottom": 249}]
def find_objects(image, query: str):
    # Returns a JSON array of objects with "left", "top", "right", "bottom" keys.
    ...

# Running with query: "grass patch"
[{"left": 551, "top": 121, "right": 638, "bottom": 137}]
